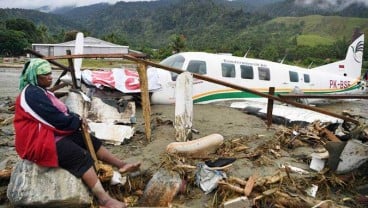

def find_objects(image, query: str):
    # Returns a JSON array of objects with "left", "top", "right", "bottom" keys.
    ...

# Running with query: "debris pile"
[{"left": 1, "top": 95, "right": 368, "bottom": 207}]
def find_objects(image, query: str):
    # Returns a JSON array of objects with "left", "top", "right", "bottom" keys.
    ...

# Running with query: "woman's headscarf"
[{"left": 19, "top": 58, "right": 52, "bottom": 90}]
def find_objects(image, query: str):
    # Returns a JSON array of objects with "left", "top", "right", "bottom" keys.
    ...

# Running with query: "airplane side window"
[
  {"left": 221, "top": 63, "right": 235, "bottom": 78},
  {"left": 258, "top": 67, "right": 270, "bottom": 81},
  {"left": 304, "top": 74, "right": 310, "bottom": 83},
  {"left": 289, "top": 71, "right": 299, "bottom": 82},
  {"left": 187, "top": 60, "right": 207, "bottom": 75},
  {"left": 240, "top": 65, "right": 253, "bottom": 79}
]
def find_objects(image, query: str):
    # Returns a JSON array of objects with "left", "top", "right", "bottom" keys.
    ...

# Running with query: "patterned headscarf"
[{"left": 19, "top": 58, "right": 52, "bottom": 90}]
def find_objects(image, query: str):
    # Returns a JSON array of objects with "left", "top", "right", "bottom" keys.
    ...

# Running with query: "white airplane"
[
  {"left": 149, "top": 34, "right": 366, "bottom": 105},
  {"left": 66, "top": 33, "right": 365, "bottom": 124}
]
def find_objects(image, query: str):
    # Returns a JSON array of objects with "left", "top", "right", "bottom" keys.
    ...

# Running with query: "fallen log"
[{"left": 166, "top": 134, "right": 224, "bottom": 157}]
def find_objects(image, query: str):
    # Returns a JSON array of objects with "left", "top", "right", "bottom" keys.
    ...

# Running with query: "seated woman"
[{"left": 14, "top": 58, "right": 140, "bottom": 208}]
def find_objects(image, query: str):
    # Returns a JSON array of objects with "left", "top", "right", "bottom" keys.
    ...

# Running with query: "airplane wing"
[{"left": 230, "top": 101, "right": 343, "bottom": 125}]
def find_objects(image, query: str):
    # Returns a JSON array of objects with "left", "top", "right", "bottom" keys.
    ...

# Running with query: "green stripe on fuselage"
[{"left": 193, "top": 84, "right": 362, "bottom": 103}]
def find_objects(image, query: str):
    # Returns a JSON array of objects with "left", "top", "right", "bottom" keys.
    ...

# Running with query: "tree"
[
  {"left": 64, "top": 30, "right": 79, "bottom": 42},
  {"left": 259, "top": 45, "right": 279, "bottom": 62},
  {"left": 37, "top": 24, "right": 53, "bottom": 43},
  {"left": 5, "top": 18, "right": 41, "bottom": 43},
  {"left": 0, "top": 30, "right": 29, "bottom": 56},
  {"left": 169, "top": 34, "right": 186, "bottom": 54},
  {"left": 332, "top": 37, "right": 348, "bottom": 59},
  {"left": 101, "top": 32, "right": 128, "bottom": 45},
  {"left": 53, "top": 29, "right": 66, "bottom": 43}
]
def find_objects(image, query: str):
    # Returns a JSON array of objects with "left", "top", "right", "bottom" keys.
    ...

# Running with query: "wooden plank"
[
  {"left": 137, "top": 63, "right": 151, "bottom": 142},
  {"left": 244, "top": 174, "right": 257, "bottom": 196},
  {"left": 81, "top": 121, "right": 99, "bottom": 171}
]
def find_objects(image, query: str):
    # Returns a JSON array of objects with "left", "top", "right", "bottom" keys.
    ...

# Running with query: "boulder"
[{"left": 7, "top": 160, "right": 92, "bottom": 207}]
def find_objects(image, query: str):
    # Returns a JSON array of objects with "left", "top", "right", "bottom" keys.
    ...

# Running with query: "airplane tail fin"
[
  {"left": 74, "top": 32, "right": 84, "bottom": 80},
  {"left": 312, "top": 34, "right": 364, "bottom": 79}
]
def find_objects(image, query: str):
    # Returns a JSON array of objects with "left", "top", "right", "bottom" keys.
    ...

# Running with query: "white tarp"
[
  {"left": 88, "top": 122, "right": 135, "bottom": 145},
  {"left": 81, "top": 67, "right": 161, "bottom": 93}
]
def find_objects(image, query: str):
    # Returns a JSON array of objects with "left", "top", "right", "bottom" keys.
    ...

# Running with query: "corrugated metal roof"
[{"left": 33, "top": 37, "right": 128, "bottom": 48}]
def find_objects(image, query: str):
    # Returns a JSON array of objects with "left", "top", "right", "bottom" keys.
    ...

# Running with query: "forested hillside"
[
  {"left": 0, "top": 8, "right": 83, "bottom": 34},
  {"left": 0, "top": 0, "right": 367, "bottom": 68}
]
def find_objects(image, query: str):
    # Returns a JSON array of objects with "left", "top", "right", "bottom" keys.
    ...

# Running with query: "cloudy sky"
[
  {"left": 0, "top": 0, "right": 155, "bottom": 10},
  {"left": 1, "top": 0, "right": 367, "bottom": 10},
  {"left": 295, "top": 0, "right": 368, "bottom": 9}
]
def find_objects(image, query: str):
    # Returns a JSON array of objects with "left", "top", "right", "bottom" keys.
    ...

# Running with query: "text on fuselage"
[{"left": 329, "top": 80, "right": 350, "bottom": 89}]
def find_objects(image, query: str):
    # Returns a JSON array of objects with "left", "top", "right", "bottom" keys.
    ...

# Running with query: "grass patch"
[
  {"left": 271, "top": 15, "right": 368, "bottom": 40},
  {"left": 297, "top": 35, "right": 334, "bottom": 47}
]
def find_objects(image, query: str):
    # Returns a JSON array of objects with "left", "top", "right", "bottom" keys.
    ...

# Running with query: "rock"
[
  {"left": 7, "top": 160, "right": 92, "bottom": 207},
  {"left": 63, "top": 91, "right": 85, "bottom": 116},
  {"left": 336, "top": 139, "right": 368, "bottom": 174},
  {"left": 139, "top": 169, "right": 182, "bottom": 207}
]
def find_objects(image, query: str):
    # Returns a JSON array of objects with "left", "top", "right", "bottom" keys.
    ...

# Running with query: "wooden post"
[
  {"left": 137, "top": 63, "right": 151, "bottom": 142},
  {"left": 66, "top": 50, "right": 79, "bottom": 89},
  {"left": 174, "top": 72, "right": 193, "bottom": 142},
  {"left": 266, "top": 87, "right": 275, "bottom": 128}
]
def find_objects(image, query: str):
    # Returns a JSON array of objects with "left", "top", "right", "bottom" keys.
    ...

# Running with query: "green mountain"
[
  {"left": 0, "top": 0, "right": 367, "bottom": 64},
  {"left": 269, "top": 15, "right": 368, "bottom": 45},
  {"left": 0, "top": 8, "right": 83, "bottom": 33},
  {"left": 58, "top": 0, "right": 272, "bottom": 48}
]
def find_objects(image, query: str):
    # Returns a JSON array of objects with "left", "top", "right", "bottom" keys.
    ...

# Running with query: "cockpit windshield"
[
  {"left": 160, "top": 54, "right": 185, "bottom": 69},
  {"left": 160, "top": 54, "right": 185, "bottom": 81}
]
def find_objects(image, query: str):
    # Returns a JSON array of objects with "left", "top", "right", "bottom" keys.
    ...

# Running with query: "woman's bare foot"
[
  {"left": 99, "top": 197, "right": 126, "bottom": 208},
  {"left": 118, "top": 162, "right": 141, "bottom": 174}
]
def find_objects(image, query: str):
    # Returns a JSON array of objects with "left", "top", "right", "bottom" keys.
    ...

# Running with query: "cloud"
[
  {"left": 294, "top": 0, "right": 368, "bottom": 10},
  {"left": 0, "top": 0, "right": 155, "bottom": 10}
]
